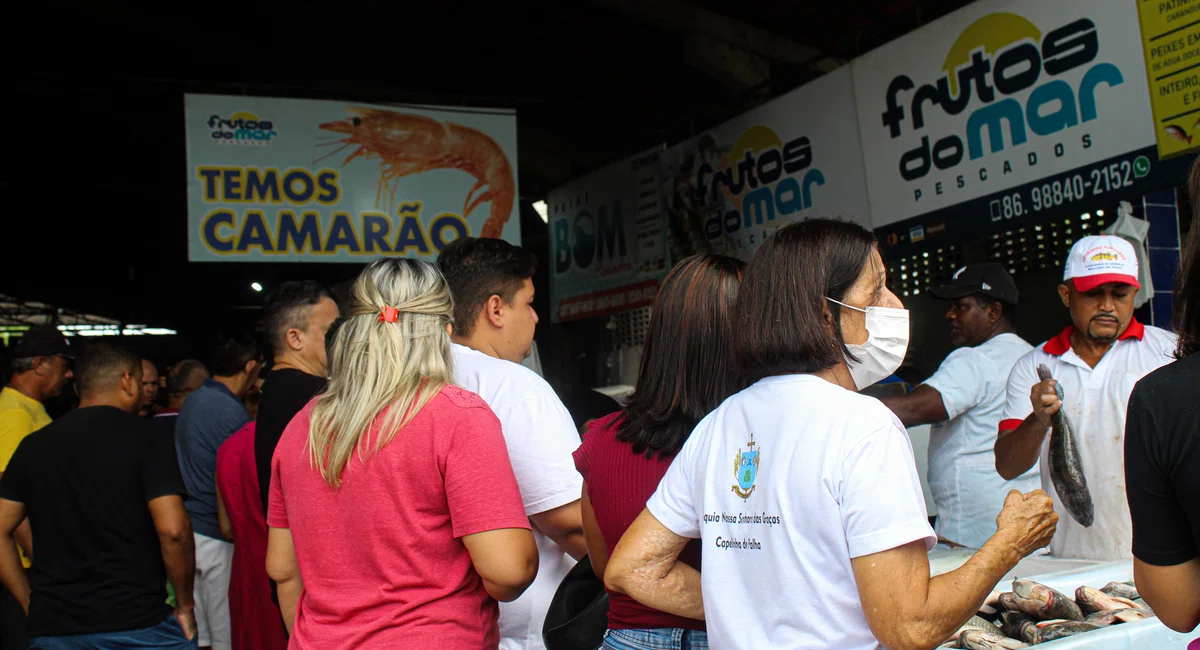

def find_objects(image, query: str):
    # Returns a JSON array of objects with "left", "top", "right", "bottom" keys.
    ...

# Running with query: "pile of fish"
[{"left": 942, "top": 578, "right": 1155, "bottom": 648}]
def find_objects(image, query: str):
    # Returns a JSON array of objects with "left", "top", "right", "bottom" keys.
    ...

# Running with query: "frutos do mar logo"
[
  {"left": 206, "top": 111, "right": 278, "bottom": 145},
  {"left": 880, "top": 12, "right": 1124, "bottom": 201},
  {"left": 695, "top": 125, "right": 825, "bottom": 241}
]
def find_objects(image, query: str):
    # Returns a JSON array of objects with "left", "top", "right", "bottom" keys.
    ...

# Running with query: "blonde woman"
[{"left": 265, "top": 259, "right": 538, "bottom": 649}]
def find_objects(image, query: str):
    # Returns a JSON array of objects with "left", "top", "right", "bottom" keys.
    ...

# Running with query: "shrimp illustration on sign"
[{"left": 317, "top": 108, "right": 515, "bottom": 239}]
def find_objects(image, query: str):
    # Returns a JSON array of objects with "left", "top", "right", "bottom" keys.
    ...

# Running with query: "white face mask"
[{"left": 826, "top": 297, "right": 910, "bottom": 390}]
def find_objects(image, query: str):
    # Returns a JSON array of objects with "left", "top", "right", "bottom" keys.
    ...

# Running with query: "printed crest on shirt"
[{"left": 732, "top": 433, "right": 760, "bottom": 501}]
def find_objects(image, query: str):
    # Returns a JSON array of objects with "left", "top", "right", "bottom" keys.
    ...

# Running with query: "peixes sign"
[{"left": 1135, "top": 0, "right": 1200, "bottom": 159}]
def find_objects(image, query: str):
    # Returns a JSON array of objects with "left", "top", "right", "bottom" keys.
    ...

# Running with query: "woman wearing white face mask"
[{"left": 604, "top": 218, "right": 1059, "bottom": 650}]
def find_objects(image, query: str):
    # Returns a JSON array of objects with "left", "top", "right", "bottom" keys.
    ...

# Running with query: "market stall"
[{"left": 928, "top": 551, "right": 1200, "bottom": 648}]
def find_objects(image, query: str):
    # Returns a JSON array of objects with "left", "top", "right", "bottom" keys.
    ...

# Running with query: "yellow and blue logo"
[
  {"left": 696, "top": 126, "right": 825, "bottom": 241},
  {"left": 731, "top": 433, "right": 760, "bottom": 501},
  {"left": 881, "top": 12, "right": 1123, "bottom": 183}
]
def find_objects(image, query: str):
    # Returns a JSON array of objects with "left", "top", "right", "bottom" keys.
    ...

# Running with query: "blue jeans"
[
  {"left": 30, "top": 617, "right": 198, "bottom": 650},
  {"left": 603, "top": 628, "right": 708, "bottom": 649}
]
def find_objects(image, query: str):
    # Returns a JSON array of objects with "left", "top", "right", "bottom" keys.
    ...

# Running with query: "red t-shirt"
[
  {"left": 572, "top": 412, "right": 704, "bottom": 631},
  {"left": 268, "top": 385, "right": 531, "bottom": 649}
]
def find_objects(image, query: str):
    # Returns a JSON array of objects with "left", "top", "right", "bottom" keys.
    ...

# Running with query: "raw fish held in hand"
[{"left": 1036, "top": 364, "right": 1094, "bottom": 527}]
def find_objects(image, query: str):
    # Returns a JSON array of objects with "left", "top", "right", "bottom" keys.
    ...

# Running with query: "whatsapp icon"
[{"left": 1133, "top": 156, "right": 1151, "bottom": 179}]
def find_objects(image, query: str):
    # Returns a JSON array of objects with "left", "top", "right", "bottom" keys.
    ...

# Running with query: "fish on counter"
[
  {"left": 1076, "top": 585, "right": 1145, "bottom": 614},
  {"left": 1036, "top": 364, "right": 1094, "bottom": 527},
  {"left": 1012, "top": 578, "right": 1084, "bottom": 622},
  {"left": 950, "top": 615, "right": 1002, "bottom": 642},
  {"left": 998, "top": 611, "right": 1039, "bottom": 643},
  {"left": 958, "top": 628, "right": 1029, "bottom": 649},
  {"left": 1036, "top": 620, "right": 1101, "bottom": 641},
  {"left": 979, "top": 590, "right": 1005, "bottom": 616},
  {"left": 1100, "top": 581, "right": 1139, "bottom": 601},
  {"left": 960, "top": 578, "right": 1158, "bottom": 646},
  {"left": 1085, "top": 608, "right": 1150, "bottom": 626}
]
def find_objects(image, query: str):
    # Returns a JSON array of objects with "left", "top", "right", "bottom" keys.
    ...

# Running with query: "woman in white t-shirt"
[{"left": 604, "top": 218, "right": 1060, "bottom": 650}]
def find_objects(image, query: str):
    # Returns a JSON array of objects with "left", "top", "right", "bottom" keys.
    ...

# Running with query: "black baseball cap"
[
  {"left": 12, "top": 325, "right": 74, "bottom": 359},
  {"left": 929, "top": 263, "right": 1019, "bottom": 305}
]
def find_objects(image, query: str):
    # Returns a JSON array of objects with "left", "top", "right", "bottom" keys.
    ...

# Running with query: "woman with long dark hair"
[
  {"left": 573, "top": 254, "right": 744, "bottom": 650},
  {"left": 604, "top": 218, "right": 1058, "bottom": 649},
  {"left": 1124, "top": 158, "right": 1200, "bottom": 632}
]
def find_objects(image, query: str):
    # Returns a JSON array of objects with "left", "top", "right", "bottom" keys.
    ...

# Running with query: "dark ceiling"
[{"left": 3, "top": 0, "right": 973, "bottom": 339}]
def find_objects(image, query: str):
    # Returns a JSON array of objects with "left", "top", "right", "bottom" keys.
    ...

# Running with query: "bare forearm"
[
  {"left": 0, "top": 537, "right": 29, "bottom": 614},
  {"left": 879, "top": 396, "right": 932, "bottom": 428},
  {"left": 482, "top": 578, "right": 529, "bottom": 603},
  {"left": 609, "top": 560, "right": 705, "bottom": 620},
  {"left": 921, "top": 537, "right": 1021, "bottom": 639},
  {"left": 996, "top": 416, "right": 1047, "bottom": 480},
  {"left": 1135, "top": 558, "right": 1200, "bottom": 632},
  {"left": 13, "top": 519, "right": 31, "bottom": 560},
  {"left": 531, "top": 502, "right": 588, "bottom": 561},
  {"left": 875, "top": 540, "right": 1019, "bottom": 650},
  {"left": 549, "top": 530, "right": 587, "bottom": 561},
  {"left": 277, "top": 576, "right": 303, "bottom": 633},
  {"left": 160, "top": 537, "right": 196, "bottom": 609}
]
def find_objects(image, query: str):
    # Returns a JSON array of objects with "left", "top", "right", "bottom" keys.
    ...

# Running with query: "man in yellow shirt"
[
  {"left": 0, "top": 325, "right": 72, "bottom": 647},
  {"left": 0, "top": 326, "right": 73, "bottom": 469}
]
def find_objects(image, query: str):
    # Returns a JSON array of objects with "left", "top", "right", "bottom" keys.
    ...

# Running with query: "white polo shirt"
[
  {"left": 647, "top": 375, "right": 935, "bottom": 650},
  {"left": 999, "top": 321, "right": 1176, "bottom": 560},
  {"left": 924, "top": 333, "right": 1040, "bottom": 549},
  {"left": 452, "top": 344, "right": 582, "bottom": 650}
]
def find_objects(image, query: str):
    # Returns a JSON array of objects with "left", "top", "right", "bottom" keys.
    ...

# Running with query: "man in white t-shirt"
[
  {"left": 881, "top": 263, "right": 1038, "bottom": 549},
  {"left": 996, "top": 235, "right": 1176, "bottom": 560},
  {"left": 438, "top": 237, "right": 586, "bottom": 650}
]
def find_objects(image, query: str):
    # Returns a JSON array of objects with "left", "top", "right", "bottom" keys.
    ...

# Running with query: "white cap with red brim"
[{"left": 1063, "top": 234, "right": 1141, "bottom": 292}]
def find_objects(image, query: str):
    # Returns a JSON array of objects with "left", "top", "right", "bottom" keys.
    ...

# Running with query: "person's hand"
[
  {"left": 994, "top": 490, "right": 1058, "bottom": 558},
  {"left": 1030, "top": 379, "right": 1062, "bottom": 428},
  {"left": 173, "top": 605, "right": 197, "bottom": 641}
]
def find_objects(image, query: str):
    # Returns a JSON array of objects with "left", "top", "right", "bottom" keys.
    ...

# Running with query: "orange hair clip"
[{"left": 378, "top": 306, "right": 399, "bottom": 323}]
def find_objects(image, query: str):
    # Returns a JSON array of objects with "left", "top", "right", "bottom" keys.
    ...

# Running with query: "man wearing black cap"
[
  {"left": 1, "top": 326, "right": 73, "bottom": 465},
  {"left": 0, "top": 324, "right": 72, "bottom": 648},
  {"left": 879, "top": 263, "right": 1039, "bottom": 549}
]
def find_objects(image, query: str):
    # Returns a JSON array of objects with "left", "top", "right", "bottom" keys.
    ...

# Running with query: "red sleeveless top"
[{"left": 573, "top": 412, "right": 705, "bottom": 631}]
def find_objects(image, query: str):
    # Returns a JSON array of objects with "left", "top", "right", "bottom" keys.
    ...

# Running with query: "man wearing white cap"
[{"left": 995, "top": 235, "right": 1176, "bottom": 560}]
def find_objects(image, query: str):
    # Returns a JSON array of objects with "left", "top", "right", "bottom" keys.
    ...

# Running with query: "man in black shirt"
[
  {"left": 0, "top": 342, "right": 196, "bottom": 647},
  {"left": 254, "top": 281, "right": 339, "bottom": 516}
]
